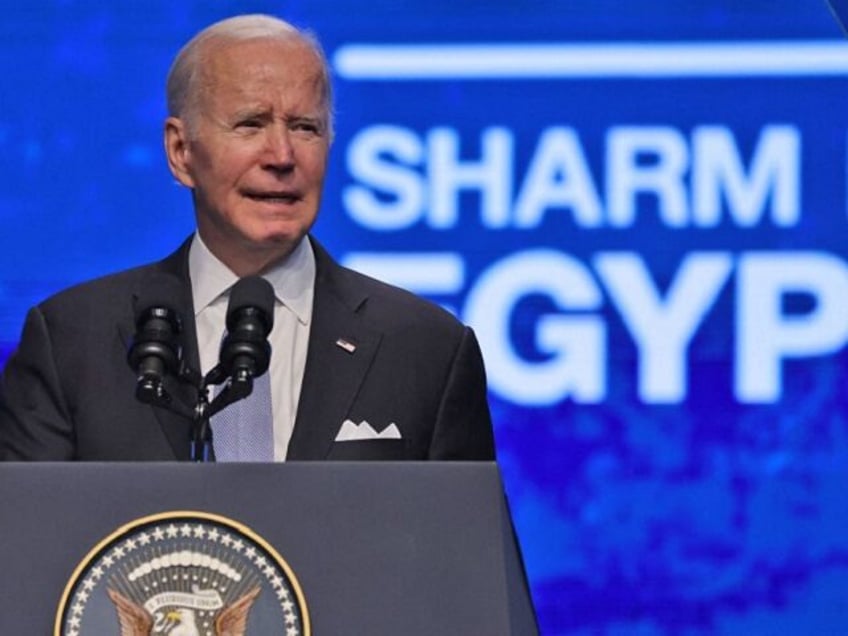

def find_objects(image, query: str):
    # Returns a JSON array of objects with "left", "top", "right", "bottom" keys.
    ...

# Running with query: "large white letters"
[
  {"left": 341, "top": 122, "right": 837, "bottom": 408},
  {"left": 513, "top": 127, "right": 603, "bottom": 228},
  {"left": 463, "top": 250, "right": 606, "bottom": 405},
  {"left": 344, "top": 123, "right": 801, "bottom": 230},
  {"left": 427, "top": 127, "right": 513, "bottom": 228},
  {"left": 692, "top": 126, "right": 800, "bottom": 227},
  {"left": 595, "top": 252, "right": 733, "bottom": 403},
  {"left": 344, "top": 125, "right": 425, "bottom": 230},
  {"left": 736, "top": 252, "right": 848, "bottom": 402},
  {"left": 606, "top": 127, "right": 689, "bottom": 228}
]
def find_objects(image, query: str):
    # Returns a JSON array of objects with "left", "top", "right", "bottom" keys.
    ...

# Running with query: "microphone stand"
[
  {"left": 189, "top": 365, "right": 256, "bottom": 462},
  {"left": 191, "top": 391, "right": 214, "bottom": 463},
  {"left": 132, "top": 358, "right": 260, "bottom": 462},
  {"left": 130, "top": 276, "right": 273, "bottom": 462},
  {"left": 130, "top": 363, "right": 227, "bottom": 463}
]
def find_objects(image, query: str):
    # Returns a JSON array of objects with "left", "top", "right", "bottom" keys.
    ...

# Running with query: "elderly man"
[{"left": 0, "top": 15, "right": 495, "bottom": 461}]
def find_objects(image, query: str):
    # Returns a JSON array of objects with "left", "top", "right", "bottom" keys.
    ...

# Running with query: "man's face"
[{"left": 166, "top": 37, "right": 330, "bottom": 273}]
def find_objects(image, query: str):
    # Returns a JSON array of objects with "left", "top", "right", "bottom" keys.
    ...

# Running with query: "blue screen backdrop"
[{"left": 2, "top": 2, "right": 848, "bottom": 633}]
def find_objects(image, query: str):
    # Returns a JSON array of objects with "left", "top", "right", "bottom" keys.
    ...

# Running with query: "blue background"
[{"left": 2, "top": 2, "right": 848, "bottom": 633}]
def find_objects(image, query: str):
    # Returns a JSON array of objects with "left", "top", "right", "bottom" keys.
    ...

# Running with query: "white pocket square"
[{"left": 335, "top": 419, "right": 402, "bottom": 441}]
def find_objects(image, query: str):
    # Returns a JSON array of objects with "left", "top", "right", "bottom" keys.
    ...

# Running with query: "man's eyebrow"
[
  {"left": 231, "top": 107, "right": 271, "bottom": 121},
  {"left": 286, "top": 113, "right": 326, "bottom": 127}
]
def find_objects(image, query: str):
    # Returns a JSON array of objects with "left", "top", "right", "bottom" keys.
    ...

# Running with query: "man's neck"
[{"left": 198, "top": 232, "right": 301, "bottom": 278}]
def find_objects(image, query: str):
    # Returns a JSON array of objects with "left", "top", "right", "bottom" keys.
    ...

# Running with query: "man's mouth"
[{"left": 243, "top": 190, "right": 301, "bottom": 204}]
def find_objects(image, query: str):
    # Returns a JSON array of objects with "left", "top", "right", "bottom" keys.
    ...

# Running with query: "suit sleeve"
[
  {"left": 427, "top": 326, "right": 496, "bottom": 460},
  {"left": 0, "top": 306, "right": 75, "bottom": 460}
]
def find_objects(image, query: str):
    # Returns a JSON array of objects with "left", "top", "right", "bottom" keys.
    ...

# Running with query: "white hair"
[{"left": 165, "top": 14, "right": 334, "bottom": 136}]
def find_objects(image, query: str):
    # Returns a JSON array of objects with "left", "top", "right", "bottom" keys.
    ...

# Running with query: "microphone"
[
  {"left": 127, "top": 288, "right": 184, "bottom": 405},
  {"left": 218, "top": 276, "right": 275, "bottom": 383},
  {"left": 194, "top": 276, "right": 274, "bottom": 460}
]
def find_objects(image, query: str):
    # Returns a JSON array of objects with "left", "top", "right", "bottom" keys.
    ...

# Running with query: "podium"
[{"left": 0, "top": 462, "right": 537, "bottom": 634}]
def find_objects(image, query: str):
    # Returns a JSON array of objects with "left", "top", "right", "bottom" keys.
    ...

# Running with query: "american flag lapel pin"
[{"left": 335, "top": 338, "right": 357, "bottom": 354}]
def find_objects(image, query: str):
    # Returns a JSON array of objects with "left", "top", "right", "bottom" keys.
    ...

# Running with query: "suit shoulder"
[
  {"left": 36, "top": 241, "right": 189, "bottom": 318},
  {"left": 38, "top": 261, "right": 162, "bottom": 316}
]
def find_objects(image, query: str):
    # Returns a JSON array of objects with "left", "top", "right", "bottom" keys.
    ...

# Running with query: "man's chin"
[
  {"left": 199, "top": 222, "right": 311, "bottom": 274},
  {"left": 249, "top": 230, "right": 307, "bottom": 250},
  {"left": 240, "top": 231, "right": 309, "bottom": 261}
]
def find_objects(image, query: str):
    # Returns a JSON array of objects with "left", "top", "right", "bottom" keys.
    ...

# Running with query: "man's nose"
[{"left": 263, "top": 125, "right": 295, "bottom": 170}]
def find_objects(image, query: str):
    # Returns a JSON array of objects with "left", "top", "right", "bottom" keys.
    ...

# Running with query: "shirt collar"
[{"left": 188, "top": 233, "right": 315, "bottom": 325}]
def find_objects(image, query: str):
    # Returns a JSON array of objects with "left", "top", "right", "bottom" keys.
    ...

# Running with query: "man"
[{"left": 0, "top": 14, "right": 495, "bottom": 461}]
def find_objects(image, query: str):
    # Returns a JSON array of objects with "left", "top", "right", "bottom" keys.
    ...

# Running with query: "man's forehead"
[
  {"left": 201, "top": 36, "right": 318, "bottom": 73},
  {"left": 196, "top": 38, "right": 322, "bottom": 95},
  {"left": 192, "top": 41, "right": 325, "bottom": 117},
  {"left": 198, "top": 40, "right": 323, "bottom": 90}
]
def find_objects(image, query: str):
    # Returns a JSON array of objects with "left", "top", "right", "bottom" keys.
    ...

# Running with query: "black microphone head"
[
  {"left": 219, "top": 276, "right": 274, "bottom": 379},
  {"left": 127, "top": 278, "right": 186, "bottom": 377},
  {"left": 131, "top": 277, "right": 187, "bottom": 328},
  {"left": 225, "top": 276, "right": 275, "bottom": 335}
]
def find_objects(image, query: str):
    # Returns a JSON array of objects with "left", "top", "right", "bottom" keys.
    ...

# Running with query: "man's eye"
[
  {"left": 292, "top": 122, "right": 320, "bottom": 133},
  {"left": 237, "top": 119, "right": 262, "bottom": 128}
]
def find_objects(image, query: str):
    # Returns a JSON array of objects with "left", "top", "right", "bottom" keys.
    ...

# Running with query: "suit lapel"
[
  {"left": 287, "top": 240, "right": 382, "bottom": 460},
  {"left": 123, "top": 238, "right": 200, "bottom": 460},
  {"left": 118, "top": 236, "right": 382, "bottom": 460}
]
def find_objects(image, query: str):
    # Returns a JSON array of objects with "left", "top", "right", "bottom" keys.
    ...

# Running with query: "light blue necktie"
[{"left": 211, "top": 370, "right": 274, "bottom": 462}]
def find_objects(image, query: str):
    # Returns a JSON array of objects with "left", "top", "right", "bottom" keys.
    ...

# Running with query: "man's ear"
[{"left": 163, "top": 116, "right": 195, "bottom": 188}]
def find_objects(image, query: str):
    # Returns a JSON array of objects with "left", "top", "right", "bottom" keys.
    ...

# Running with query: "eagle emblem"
[
  {"left": 107, "top": 586, "right": 260, "bottom": 636},
  {"left": 55, "top": 512, "right": 309, "bottom": 636}
]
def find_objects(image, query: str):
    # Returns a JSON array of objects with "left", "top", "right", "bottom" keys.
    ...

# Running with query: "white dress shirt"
[{"left": 188, "top": 234, "right": 315, "bottom": 460}]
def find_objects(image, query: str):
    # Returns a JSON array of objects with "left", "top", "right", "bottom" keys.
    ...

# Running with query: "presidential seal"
[{"left": 54, "top": 511, "right": 309, "bottom": 635}]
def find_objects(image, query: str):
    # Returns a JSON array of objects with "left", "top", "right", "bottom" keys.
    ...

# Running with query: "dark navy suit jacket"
[{"left": 0, "top": 237, "right": 495, "bottom": 461}]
